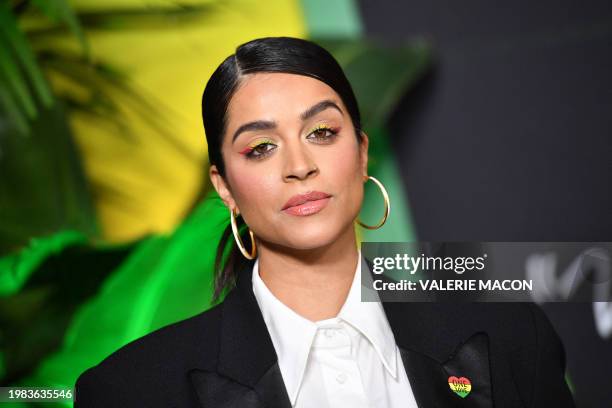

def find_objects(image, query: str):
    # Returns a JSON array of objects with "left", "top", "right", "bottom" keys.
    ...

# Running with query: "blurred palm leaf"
[
  {"left": 0, "top": 1, "right": 54, "bottom": 134},
  {"left": 38, "top": 48, "right": 187, "bottom": 153},
  {"left": 0, "top": 0, "right": 96, "bottom": 134},
  {"left": 0, "top": 230, "right": 134, "bottom": 386},
  {"left": 30, "top": 0, "right": 89, "bottom": 56},
  {"left": 1, "top": 1, "right": 214, "bottom": 252},
  {"left": 0, "top": 99, "right": 98, "bottom": 254},
  {"left": 27, "top": 2, "right": 221, "bottom": 34}
]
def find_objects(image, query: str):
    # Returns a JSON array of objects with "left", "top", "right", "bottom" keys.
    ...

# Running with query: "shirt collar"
[
  {"left": 337, "top": 252, "right": 399, "bottom": 379},
  {"left": 251, "top": 250, "right": 399, "bottom": 405},
  {"left": 252, "top": 257, "right": 317, "bottom": 405}
]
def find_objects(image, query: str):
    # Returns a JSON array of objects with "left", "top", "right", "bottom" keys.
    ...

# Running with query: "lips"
[{"left": 282, "top": 191, "right": 332, "bottom": 211}]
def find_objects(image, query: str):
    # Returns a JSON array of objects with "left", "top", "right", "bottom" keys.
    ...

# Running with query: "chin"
[{"left": 281, "top": 218, "right": 350, "bottom": 250}]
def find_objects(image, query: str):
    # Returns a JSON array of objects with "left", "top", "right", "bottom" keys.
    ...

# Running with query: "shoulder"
[
  {"left": 74, "top": 302, "right": 224, "bottom": 407},
  {"left": 446, "top": 302, "right": 565, "bottom": 354},
  {"left": 491, "top": 302, "right": 573, "bottom": 407},
  {"left": 388, "top": 301, "right": 550, "bottom": 346},
  {"left": 433, "top": 301, "right": 566, "bottom": 357},
  {"left": 388, "top": 301, "right": 566, "bottom": 373}
]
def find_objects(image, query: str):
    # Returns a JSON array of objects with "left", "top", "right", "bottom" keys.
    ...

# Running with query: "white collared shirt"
[{"left": 252, "top": 251, "right": 418, "bottom": 408}]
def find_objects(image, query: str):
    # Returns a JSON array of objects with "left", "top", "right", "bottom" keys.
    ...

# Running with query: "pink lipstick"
[{"left": 282, "top": 191, "right": 331, "bottom": 216}]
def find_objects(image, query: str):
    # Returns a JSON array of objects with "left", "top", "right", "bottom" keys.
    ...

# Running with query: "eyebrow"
[{"left": 231, "top": 99, "right": 343, "bottom": 143}]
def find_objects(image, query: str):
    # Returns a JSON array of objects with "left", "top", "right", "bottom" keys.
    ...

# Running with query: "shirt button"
[
  {"left": 336, "top": 372, "right": 348, "bottom": 384},
  {"left": 324, "top": 329, "right": 335, "bottom": 338}
]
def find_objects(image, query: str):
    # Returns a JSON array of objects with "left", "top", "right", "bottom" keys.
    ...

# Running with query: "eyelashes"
[
  {"left": 240, "top": 124, "right": 340, "bottom": 160},
  {"left": 307, "top": 124, "right": 340, "bottom": 143},
  {"left": 239, "top": 137, "right": 275, "bottom": 158}
]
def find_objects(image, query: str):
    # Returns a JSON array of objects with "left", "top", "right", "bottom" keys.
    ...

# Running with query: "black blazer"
[{"left": 75, "top": 259, "right": 575, "bottom": 408}]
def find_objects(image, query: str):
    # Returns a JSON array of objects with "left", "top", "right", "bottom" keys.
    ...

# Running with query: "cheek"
[
  {"left": 320, "top": 135, "right": 362, "bottom": 174},
  {"left": 227, "top": 163, "right": 277, "bottom": 218},
  {"left": 319, "top": 140, "right": 365, "bottom": 210}
]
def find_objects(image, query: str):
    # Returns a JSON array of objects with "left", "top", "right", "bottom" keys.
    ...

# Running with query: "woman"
[{"left": 74, "top": 37, "right": 575, "bottom": 407}]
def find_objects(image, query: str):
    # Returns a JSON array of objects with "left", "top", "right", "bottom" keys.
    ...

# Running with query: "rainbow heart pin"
[{"left": 448, "top": 376, "right": 472, "bottom": 398}]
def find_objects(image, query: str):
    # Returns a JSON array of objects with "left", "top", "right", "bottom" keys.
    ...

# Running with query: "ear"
[
  {"left": 359, "top": 131, "right": 370, "bottom": 181},
  {"left": 209, "top": 164, "right": 236, "bottom": 210}
]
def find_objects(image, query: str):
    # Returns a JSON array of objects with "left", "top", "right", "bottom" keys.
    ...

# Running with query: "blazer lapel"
[
  {"left": 190, "top": 262, "right": 292, "bottom": 408},
  {"left": 398, "top": 333, "right": 494, "bottom": 408},
  {"left": 442, "top": 333, "right": 493, "bottom": 406},
  {"left": 190, "top": 370, "right": 261, "bottom": 408},
  {"left": 383, "top": 298, "right": 495, "bottom": 408},
  {"left": 189, "top": 362, "right": 289, "bottom": 408}
]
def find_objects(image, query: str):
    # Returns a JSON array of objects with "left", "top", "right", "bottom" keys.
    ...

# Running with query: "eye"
[
  {"left": 243, "top": 142, "right": 277, "bottom": 160},
  {"left": 306, "top": 125, "right": 339, "bottom": 143}
]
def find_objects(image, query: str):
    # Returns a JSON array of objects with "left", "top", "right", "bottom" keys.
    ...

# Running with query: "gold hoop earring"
[
  {"left": 230, "top": 207, "right": 257, "bottom": 260},
  {"left": 356, "top": 175, "right": 391, "bottom": 230}
]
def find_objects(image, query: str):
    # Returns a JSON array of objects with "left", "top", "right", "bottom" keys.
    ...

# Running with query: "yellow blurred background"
[{"left": 57, "top": 0, "right": 307, "bottom": 241}]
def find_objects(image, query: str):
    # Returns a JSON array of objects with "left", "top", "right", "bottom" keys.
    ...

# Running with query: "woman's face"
[{"left": 210, "top": 72, "right": 368, "bottom": 250}]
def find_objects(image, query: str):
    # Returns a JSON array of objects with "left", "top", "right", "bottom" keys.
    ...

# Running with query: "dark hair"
[{"left": 201, "top": 36, "right": 363, "bottom": 302}]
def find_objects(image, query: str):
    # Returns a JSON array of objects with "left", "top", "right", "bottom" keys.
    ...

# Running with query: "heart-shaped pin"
[{"left": 448, "top": 376, "right": 472, "bottom": 398}]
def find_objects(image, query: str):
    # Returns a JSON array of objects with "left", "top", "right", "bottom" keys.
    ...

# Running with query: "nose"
[{"left": 282, "top": 141, "right": 319, "bottom": 182}]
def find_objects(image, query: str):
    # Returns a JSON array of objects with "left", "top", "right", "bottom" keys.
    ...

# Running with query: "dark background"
[{"left": 358, "top": 1, "right": 612, "bottom": 406}]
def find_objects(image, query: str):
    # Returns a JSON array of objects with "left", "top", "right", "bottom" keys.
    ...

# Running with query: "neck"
[{"left": 256, "top": 224, "right": 359, "bottom": 322}]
